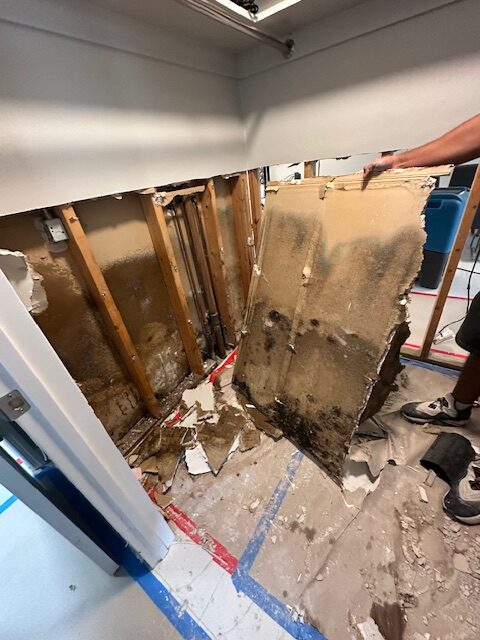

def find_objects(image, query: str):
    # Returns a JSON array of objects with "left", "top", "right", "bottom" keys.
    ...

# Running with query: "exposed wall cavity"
[
  {"left": 0, "top": 248, "right": 47, "bottom": 315},
  {"left": 164, "top": 200, "right": 208, "bottom": 344},
  {"left": 0, "top": 176, "right": 249, "bottom": 445},
  {"left": 74, "top": 194, "right": 190, "bottom": 397},
  {"left": 0, "top": 211, "right": 143, "bottom": 441},
  {"left": 214, "top": 177, "right": 246, "bottom": 333}
]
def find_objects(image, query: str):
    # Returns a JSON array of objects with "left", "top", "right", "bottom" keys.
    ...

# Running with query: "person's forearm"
[{"left": 392, "top": 113, "right": 480, "bottom": 168}]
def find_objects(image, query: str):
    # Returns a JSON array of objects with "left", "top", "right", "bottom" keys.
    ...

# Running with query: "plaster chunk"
[{"left": 0, "top": 248, "right": 47, "bottom": 315}]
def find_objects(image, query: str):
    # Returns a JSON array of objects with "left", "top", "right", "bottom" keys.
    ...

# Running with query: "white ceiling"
[{"left": 90, "top": 0, "right": 368, "bottom": 53}]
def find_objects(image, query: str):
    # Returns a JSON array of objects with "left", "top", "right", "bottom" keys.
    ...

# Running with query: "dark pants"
[{"left": 456, "top": 292, "right": 480, "bottom": 355}]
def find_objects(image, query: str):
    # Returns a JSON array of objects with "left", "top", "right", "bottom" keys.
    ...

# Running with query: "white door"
[{"left": 0, "top": 269, "right": 174, "bottom": 568}]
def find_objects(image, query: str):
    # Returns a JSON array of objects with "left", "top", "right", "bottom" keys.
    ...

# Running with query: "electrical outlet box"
[{"left": 42, "top": 218, "right": 68, "bottom": 242}]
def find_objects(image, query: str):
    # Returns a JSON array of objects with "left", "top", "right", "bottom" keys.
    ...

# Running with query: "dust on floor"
[{"left": 127, "top": 359, "right": 480, "bottom": 640}]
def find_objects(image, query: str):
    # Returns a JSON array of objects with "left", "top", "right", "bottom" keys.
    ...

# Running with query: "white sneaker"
[
  {"left": 443, "top": 460, "right": 480, "bottom": 525},
  {"left": 401, "top": 393, "right": 471, "bottom": 426}
]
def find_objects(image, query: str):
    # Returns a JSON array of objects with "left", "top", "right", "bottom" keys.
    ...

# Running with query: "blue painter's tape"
[
  {"left": 232, "top": 572, "right": 325, "bottom": 640},
  {"left": 401, "top": 356, "right": 460, "bottom": 379},
  {"left": 122, "top": 449, "right": 323, "bottom": 639},
  {"left": 123, "top": 547, "right": 211, "bottom": 640},
  {"left": 233, "top": 450, "right": 327, "bottom": 640},
  {"left": 240, "top": 450, "right": 304, "bottom": 574},
  {"left": 118, "top": 448, "right": 325, "bottom": 639},
  {"left": 0, "top": 495, "right": 17, "bottom": 515}
]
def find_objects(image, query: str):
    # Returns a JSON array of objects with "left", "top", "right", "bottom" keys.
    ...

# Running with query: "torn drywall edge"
[
  {"left": 235, "top": 180, "right": 279, "bottom": 368},
  {"left": 348, "top": 168, "right": 435, "bottom": 448},
  {"left": 266, "top": 167, "right": 452, "bottom": 192},
  {"left": 354, "top": 179, "right": 430, "bottom": 431},
  {"left": 330, "top": 167, "right": 451, "bottom": 188},
  {"left": 239, "top": 262, "right": 266, "bottom": 337},
  {"left": 329, "top": 177, "right": 438, "bottom": 193},
  {"left": 0, "top": 249, "right": 47, "bottom": 315},
  {"left": 155, "top": 185, "right": 206, "bottom": 207},
  {"left": 234, "top": 169, "right": 436, "bottom": 482}
]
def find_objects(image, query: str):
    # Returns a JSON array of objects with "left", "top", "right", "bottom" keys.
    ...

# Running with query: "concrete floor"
[
  {"left": 165, "top": 359, "right": 480, "bottom": 640},
  {"left": 2, "top": 358, "right": 480, "bottom": 640}
]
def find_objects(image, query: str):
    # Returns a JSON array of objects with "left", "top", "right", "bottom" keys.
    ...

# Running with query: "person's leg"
[
  {"left": 401, "top": 292, "right": 480, "bottom": 426},
  {"left": 452, "top": 353, "right": 480, "bottom": 404}
]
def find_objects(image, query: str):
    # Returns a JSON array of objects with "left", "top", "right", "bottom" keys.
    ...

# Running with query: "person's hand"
[{"left": 363, "top": 154, "right": 397, "bottom": 177}]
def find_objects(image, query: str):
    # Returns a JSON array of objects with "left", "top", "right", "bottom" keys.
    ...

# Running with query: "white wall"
[
  {"left": 318, "top": 154, "right": 379, "bottom": 177},
  {"left": 0, "top": 0, "right": 245, "bottom": 215},
  {"left": 269, "top": 162, "right": 305, "bottom": 181},
  {"left": 239, "top": 0, "right": 480, "bottom": 171},
  {"left": 2, "top": 0, "right": 480, "bottom": 216}
]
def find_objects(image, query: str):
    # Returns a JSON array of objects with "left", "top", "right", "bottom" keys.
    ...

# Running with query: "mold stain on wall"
[{"left": 234, "top": 173, "right": 434, "bottom": 482}]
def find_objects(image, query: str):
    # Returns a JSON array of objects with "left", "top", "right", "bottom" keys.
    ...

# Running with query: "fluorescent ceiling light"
[
  {"left": 256, "top": 0, "right": 303, "bottom": 22},
  {"left": 214, "top": 0, "right": 303, "bottom": 23}
]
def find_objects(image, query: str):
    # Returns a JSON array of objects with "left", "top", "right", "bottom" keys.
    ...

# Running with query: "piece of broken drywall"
[
  {"left": 0, "top": 249, "right": 47, "bottom": 315},
  {"left": 132, "top": 363, "right": 274, "bottom": 492},
  {"left": 233, "top": 168, "right": 450, "bottom": 483}
]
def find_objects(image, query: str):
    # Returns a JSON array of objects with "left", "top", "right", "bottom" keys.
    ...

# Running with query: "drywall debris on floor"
[
  {"left": 157, "top": 363, "right": 480, "bottom": 640},
  {"left": 132, "top": 360, "right": 279, "bottom": 492},
  {"left": 184, "top": 443, "right": 211, "bottom": 475},
  {"left": 141, "top": 426, "right": 188, "bottom": 490},
  {"left": 240, "top": 419, "right": 262, "bottom": 451},
  {"left": 0, "top": 249, "right": 47, "bottom": 314},
  {"left": 196, "top": 406, "right": 242, "bottom": 474},
  {"left": 117, "top": 368, "right": 213, "bottom": 457},
  {"left": 234, "top": 168, "right": 450, "bottom": 483},
  {"left": 295, "top": 364, "right": 480, "bottom": 640},
  {"left": 182, "top": 383, "right": 215, "bottom": 414},
  {"left": 356, "top": 617, "right": 386, "bottom": 640},
  {"left": 300, "top": 461, "right": 480, "bottom": 640}
]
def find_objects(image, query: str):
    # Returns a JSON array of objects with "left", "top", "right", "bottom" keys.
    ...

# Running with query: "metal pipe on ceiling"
[{"left": 173, "top": 0, "right": 294, "bottom": 57}]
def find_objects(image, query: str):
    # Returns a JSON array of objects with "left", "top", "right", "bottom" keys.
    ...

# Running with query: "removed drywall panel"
[
  {"left": 0, "top": 212, "right": 143, "bottom": 441},
  {"left": 74, "top": 195, "right": 190, "bottom": 397},
  {"left": 234, "top": 168, "right": 447, "bottom": 482}
]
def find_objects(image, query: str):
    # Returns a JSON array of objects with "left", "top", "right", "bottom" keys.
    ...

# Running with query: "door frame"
[{"left": 0, "top": 270, "right": 174, "bottom": 567}]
